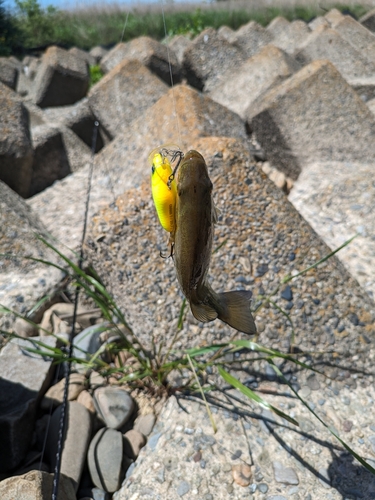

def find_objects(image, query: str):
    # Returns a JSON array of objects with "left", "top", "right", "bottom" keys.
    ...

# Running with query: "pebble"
[
  {"left": 258, "top": 483, "right": 269, "bottom": 493},
  {"left": 123, "top": 429, "right": 146, "bottom": 459},
  {"left": 41, "top": 372, "right": 86, "bottom": 409},
  {"left": 272, "top": 461, "right": 299, "bottom": 485},
  {"left": 90, "top": 371, "right": 106, "bottom": 389},
  {"left": 93, "top": 386, "right": 134, "bottom": 429},
  {"left": 306, "top": 374, "right": 320, "bottom": 391},
  {"left": 88, "top": 428, "right": 130, "bottom": 493},
  {"left": 77, "top": 390, "right": 96, "bottom": 414},
  {"left": 72, "top": 323, "right": 105, "bottom": 362},
  {"left": 14, "top": 317, "right": 38, "bottom": 338},
  {"left": 46, "top": 401, "right": 92, "bottom": 492},
  {"left": 232, "top": 463, "right": 252, "bottom": 487},
  {"left": 156, "top": 466, "right": 165, "bottom": 484},
  {"left": 148, "top": 432, "right": 162, "bottom": 451},
  {"left": 265, "top": 364, "right": 277, "bottom": 381},
  {"left": 298, "top": 386, "right": 311, "bottom": 398},
  {"left": 342, "top": 419, "right": 353, "bottom": 432},
  {"left": 177, "top": 480, "right": 190, "bottom": 497},
  {"left": 281, "top": 285, "right": 293, "bottom": 301},
  {"left": 255, "top": 263, "right": 269, "bottom": 277}
]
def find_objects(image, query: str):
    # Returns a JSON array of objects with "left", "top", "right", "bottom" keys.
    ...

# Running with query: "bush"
[
  {"left": 14, "top": 0, "right": 59, "bottom": 48},
  {"left": 0, "top": 0, "right": 23, "bottom": 56}
]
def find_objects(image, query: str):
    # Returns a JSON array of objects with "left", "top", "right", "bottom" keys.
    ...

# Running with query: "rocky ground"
[{"left": 1, "top": 6, "right": 375, "bottom": 500}]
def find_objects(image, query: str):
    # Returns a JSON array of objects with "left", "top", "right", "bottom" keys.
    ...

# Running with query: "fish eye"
[{"left": 151, "top": 164, "right": 155, "bottom": 174}]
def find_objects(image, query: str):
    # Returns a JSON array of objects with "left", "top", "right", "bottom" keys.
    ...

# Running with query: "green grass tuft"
[{"left": 89, "top": 64, "right": 104, "bottom": 87}]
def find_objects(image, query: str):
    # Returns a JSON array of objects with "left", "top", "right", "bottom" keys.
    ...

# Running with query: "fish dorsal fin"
[{"left": 190, "top": 301, "right": 218, "bottom": 323}]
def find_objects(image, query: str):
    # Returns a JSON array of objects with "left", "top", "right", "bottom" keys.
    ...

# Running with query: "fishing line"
[
  {"left": 51, "top": 122, "right": 99, "bottom": 500},
  {"left": 160, "top": 0, "right": 183, "bottom": 150},
  {"left": 120, "top": 10, "right": 130, "bottom": 43}
]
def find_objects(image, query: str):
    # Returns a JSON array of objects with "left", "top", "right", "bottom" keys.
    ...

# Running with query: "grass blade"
[
  {"left": 218, "top": 366, "right": 298, "bottom": 426},
  {"left": 282, "top": 234, "right": 358, "bottom": 284},
  {"left": 269, "top": 361, "right": 375, "bottom": 476},
  {"left": 187, "top": 354, "right": 217, "bottom": 433}
]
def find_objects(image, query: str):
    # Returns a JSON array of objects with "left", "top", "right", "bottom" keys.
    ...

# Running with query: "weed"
[{"left": 89, "top": 64, "right": 103, "bottom": 87}]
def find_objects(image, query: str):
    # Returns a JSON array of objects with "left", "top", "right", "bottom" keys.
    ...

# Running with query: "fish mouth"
[{"left": 183, "top": 150, "right": 205, "bottom": 163}]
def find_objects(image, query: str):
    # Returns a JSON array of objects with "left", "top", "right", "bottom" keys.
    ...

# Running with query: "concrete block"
[
  {"left": 183, "top": 27, "right": 246, "bottom": 91},
  {"left": 0, "top": 83, "right": 33, "bottom": 196},
  {"left": 30, "top": 46, "right": 89, "bottom": 108},
  {"left": 88, "top": 58, "right": 168, "bottom": 140},
  {"left": 229, "top": 20, "right": 274, "bottom": 58},
  {"left": 0, "top": 57, "right": 18, "bottom": 90},
  {"left": 209, "top": 44, "right": 300, "bottom": 120},
  {"left": 247, "top": 60, "right": 375, "bottom": 180},
  {"left": 295, "top": 25, "right": 375, "bottom": 83},
  {"left": 100, "top": 37, "right": 181, "bottom": 86}
]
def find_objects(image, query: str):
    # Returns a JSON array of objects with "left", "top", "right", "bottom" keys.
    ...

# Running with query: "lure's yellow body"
[{"left": 150, "top": 151, "right": 177, "bottom": 233}]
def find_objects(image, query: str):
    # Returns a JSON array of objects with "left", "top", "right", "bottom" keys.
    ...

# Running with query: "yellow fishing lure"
[{"left": 149, "top": 147, "right": 178, "bottom": 234}]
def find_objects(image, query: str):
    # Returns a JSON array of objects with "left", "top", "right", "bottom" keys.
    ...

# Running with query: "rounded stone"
[
  {"left": 77, "top": 390, "right": 96, "bottom": 415},
  {"left": 46, "top": 401, "right": 92, "bottom": 492},
  {"left": 232, "top": 463, "right": 252, "bottom": 487},
  {"left": 177, "top": 480, "right": 190, "bottom": 497},
  {"left": 134, "top": 412, "right": 156, "bottom": 436},
  {"left": 41, "top": 372, "right": 86, "bottom": 410},
  {"left": 88, "top": 428, "right": 130, "bottom": 493},
  {"left": 93, "top": 386, "right": 135, "bottom": 429},
  {"left": 123, "top": 429, "right": 146, "bottom": 459}
]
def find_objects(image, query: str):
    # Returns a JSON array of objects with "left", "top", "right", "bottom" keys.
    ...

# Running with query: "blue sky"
[{"left": 4, "top": 0, "right": 204, "bottom": 12}]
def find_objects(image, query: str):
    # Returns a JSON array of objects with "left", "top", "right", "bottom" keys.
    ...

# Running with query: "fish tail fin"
[{"left": 217, "top": 290, "right": 257, "bottom": 335}]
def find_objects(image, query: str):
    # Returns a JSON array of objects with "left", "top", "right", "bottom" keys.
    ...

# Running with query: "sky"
[{"left": 3, "top": 0, "right": 205, "bottom": 12}]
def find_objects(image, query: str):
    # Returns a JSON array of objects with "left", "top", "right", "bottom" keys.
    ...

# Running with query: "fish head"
[{"left": 177, "top": 150, "right": 212, "bottom": 197}]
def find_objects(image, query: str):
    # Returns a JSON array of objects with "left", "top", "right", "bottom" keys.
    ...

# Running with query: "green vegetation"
[
  {"left": 0, "top": 0, "right": 23, "bottom": 55},
  {"left": 1, "top": 1, "right": 371, "bottom": 55},
  {"left": 14, "top": 0, "right": 58, "bottom": 46},
  {"left": 89, "top": 64, "right": 104, "bottom": 86}
]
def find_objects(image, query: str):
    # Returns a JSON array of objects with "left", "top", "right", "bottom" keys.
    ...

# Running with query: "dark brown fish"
[{"left": 173, "top": 150, "right": 257, "bottom": 334}]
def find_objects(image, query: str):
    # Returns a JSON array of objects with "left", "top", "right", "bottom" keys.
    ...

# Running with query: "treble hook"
[
  {"left": 167, "top": 150, "right": 184, "bottom": 190},
  {"left": 160, "top": 242, "right": 174, "bottom": 259}
]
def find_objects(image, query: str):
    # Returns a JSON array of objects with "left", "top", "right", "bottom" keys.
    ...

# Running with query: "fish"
[
  {"left": 173, "top": 150, "right": 257, "bottom": 335},
  {"left": 149, "top": 146, "right": 178, "bottom": 234}
]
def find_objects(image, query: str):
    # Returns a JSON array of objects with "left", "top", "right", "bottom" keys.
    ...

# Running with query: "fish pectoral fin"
[
  {"left": 217, "top": 290, "right": 257, "bottom": 335},
  {"left": 190, "top": 301, "right": 218, "bottom": 323}
]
